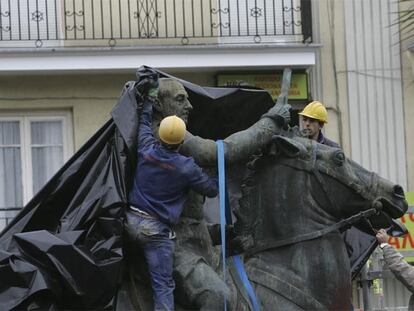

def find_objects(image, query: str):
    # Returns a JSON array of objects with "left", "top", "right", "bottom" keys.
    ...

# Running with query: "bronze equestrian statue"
[{"left": 230, "top": 133, "right": 407, "bottom": 310}]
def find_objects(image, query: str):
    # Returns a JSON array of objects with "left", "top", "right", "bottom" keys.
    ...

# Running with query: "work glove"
[{"left": 135, "top": 66, "right": 159, "bottom": 101}]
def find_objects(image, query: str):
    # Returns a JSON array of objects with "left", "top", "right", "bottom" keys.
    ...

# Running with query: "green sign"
[{"left": 217, "top": 73, "right": 308, "bottom": 100}]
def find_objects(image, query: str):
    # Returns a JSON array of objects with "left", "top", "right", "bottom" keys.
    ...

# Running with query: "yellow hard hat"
[
  {"left": 159, "top": 115, "right": 186, "bottom": 145},
  {"left": 298, "top": 101, "right": 328, "bottom": 123}
]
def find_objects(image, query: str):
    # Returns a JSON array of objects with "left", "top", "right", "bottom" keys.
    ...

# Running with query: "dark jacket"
[
  {"left": 317, "top": 131, "right": 340, "bottom": 148},
  {"left": 128, "top": 100, "right": 218, "bottom": 225},
  {"left": 382, "top": 245, "right": 414, "bottom": 311}
]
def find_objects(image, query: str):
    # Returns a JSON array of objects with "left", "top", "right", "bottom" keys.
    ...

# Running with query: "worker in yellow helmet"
[
  {"left": 298, "top": 101, "right": 339, "bottom": 148},
  {"left": 126, "top": 73, "right": 218, "bottom": 311}
]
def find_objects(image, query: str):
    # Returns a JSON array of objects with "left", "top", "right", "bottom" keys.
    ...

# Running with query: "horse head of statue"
[{"left": 234, "top": 132, "right": 408, "bottom": 311}]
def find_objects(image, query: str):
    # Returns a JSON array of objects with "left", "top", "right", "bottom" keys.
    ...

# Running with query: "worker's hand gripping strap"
[{"left": 216, "top": 140, "right": 261, "bottom": 311}]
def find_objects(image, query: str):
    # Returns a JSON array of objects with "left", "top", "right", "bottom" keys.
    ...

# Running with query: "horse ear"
[{"left": 271, "top": 135, "right": 305, "bottom": 157}]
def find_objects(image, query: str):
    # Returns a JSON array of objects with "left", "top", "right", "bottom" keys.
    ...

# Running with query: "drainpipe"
[{"left": 360, "top": 265, "right": 372, "bottom": 311}]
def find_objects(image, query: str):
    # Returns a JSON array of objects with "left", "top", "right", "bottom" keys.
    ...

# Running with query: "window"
[{"left": 0, "top": 112, "right": 73, "bottom": 229}]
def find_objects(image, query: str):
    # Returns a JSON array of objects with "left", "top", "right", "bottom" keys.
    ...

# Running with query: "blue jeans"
[{"left": 126, "top": 210, "right": 175, "bottom": 311}]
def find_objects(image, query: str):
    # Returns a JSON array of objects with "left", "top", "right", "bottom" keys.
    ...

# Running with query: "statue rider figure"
[{"left": 130, "top": 69, "right": 291, "bottom": 310}]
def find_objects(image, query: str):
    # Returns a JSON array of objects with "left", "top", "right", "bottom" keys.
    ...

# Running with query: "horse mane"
[{"left": 233, "top": 127, "right": 300, "bottom": 239}]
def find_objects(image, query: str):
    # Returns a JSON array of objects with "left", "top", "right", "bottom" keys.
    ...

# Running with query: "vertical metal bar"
[
  {"left": 101, "top": 0, "right": 105, "bottom": 39},
  {"left": 101, "top": 0, "right": 104, "bottom": 39},
  {"left": 64, "top": 0, "right": 68, "bottom": 39},
  {"left": 136, "top": 0, "right": 140, "bottom": 37},
  {"left": 82, "top": 0, "right": 85, "bottom": 39},
  {"left": 218, "top": 0, "right": 221, "bottom": 36},
  {"left": 118, "top": 0, "right": 122, "bottom": 38},
  {"left": 361, "top": 266, "right": 372, "bottom": 311},
  {"left": 164, "top": 0, "right": 167, "bottom": 37},
  {"left": 237, "top": 0, "right": 240, "bottom": 36},
  {"left": 191, "top": 0, "right": 194, "bottom": 37},
  {"left": 201, "top": 0, "right": 204, "bottom": 37},
  {"left": 109, "top": 0, "right": 113, "bottom": 38},
  {"left": 227, "top": 0, "right": 231, "bottom": 36},
  {"left": 45, "top": 0, "right": 49, "bottom": 39},
  {"left": 127, "top": 0, "right": 131, "bottom": 38},
  {"left": 182, "top": 0, "right": 186, "bottom": 38},
  {"left": 54, "top": 0, "right": 58, "bottom": 39},
  {"left": 290, "top": 0, "right": 294, "bottom": 34},
  {"left": 146, "top": 0, "right": 149, "bottom": 37},
  {"left": 245, "top": 0, "right": 249, "bottom": 36},
  {"left": 208, "top": 0, "right": 212, "bottom": 36},
  {"left": 155, "top": 0, "right": 158, "bottom": 37},
  {"left": 18, "top": 0, "right": 22, "bottom": 40},
  {"left": 0, "top": 1, "right": 3, "bottom": 41},
  {"left": 26, "top": 0, "right": 31, "bottom": 40},
  {"left": 36, "top": 0, "right": 41, "bottom": 43},
  {"left": 254, "top": 0, "right": 258, "bottom": 35},
  {"left": 91, "top": 0, "right": 95, "bottom": 39},
  {"left": 273, "top": 0, "right": 276, "bottom": 35},
  {"left": 282, "top": 0, "right": 285, "bottom": 35},
  {"left": 8, "top": 0, "right": 12, "bottom": 39},
  {"left": 263, "top": 0, "right": 267, "bottom": 35},
  {"left": 173, "top": 0, "right": 176, "bottom": 38},
  {"left": 72, "top": 0, "right": 76, "bottom": 39}
]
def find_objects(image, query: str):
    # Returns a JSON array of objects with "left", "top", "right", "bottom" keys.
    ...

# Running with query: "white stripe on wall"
[{"left": 344, "top": 0, "right": 407, "bottom": 189}]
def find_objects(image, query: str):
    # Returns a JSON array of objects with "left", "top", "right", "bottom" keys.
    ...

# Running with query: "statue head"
[{"left": 153, "top": 78, "right": 193, "bottom": 124}]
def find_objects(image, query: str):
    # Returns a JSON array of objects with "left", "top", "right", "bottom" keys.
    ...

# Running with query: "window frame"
[{"left": 0, "top": 111, "right": 73, "bottom": 205}]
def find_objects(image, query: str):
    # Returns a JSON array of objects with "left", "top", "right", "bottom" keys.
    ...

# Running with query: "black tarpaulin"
[{"left": 0, "top": 66, "right": 387, "bottom": 309}]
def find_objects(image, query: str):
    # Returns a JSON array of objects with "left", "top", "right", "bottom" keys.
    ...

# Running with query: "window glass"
[
  {"left": 31, "top": 121, "right": 64, "bottom": 194},
  {"left": 0, "top": 121, "right": 23, "bottom": 209}
]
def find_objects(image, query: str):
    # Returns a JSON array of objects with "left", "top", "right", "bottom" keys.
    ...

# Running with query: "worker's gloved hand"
[
  {"left": 261, "top": 99, "right": 291, "bottom": 128},
  {"left": 135, "top": 66, "right": 159, "bottom": 101}
]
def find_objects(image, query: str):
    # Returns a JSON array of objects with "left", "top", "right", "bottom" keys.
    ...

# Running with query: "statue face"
[{"left": 156, "top": 79, "right": 193, "bottom": 124}]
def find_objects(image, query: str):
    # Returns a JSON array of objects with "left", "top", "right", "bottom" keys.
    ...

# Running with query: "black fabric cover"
[{"left": 0, "top": 66, "right": 382, "bottom": 309}]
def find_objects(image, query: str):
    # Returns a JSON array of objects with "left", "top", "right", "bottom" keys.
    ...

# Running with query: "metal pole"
[{"left": 361, "top": 265, "right": 372, "bottom": 311}]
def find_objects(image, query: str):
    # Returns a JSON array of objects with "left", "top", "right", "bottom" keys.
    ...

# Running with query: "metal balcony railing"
[
  {"left": 0, "top": 207, "right": 20, "bottom": 232},
  {"left": 0, "top": 0, "right": 312, "bottom": 48}
]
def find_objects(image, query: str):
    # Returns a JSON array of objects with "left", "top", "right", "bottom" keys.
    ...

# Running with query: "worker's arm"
[
  {"left": 186, "top": 160, "right": 218, "bottom": 198},
  {"left": 138, "top": 99, "right": 158, "bottom": 150},
  {"left": 382, "top": 244, "right": 414, "bottom": 292}
]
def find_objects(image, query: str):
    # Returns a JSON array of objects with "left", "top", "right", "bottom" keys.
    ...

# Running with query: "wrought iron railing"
[{"left": 0, "top": 0, "right": 312, "bottom": 48}]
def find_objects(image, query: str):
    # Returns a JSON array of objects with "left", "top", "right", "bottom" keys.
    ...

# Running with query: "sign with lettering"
[
  {"left": 388, "top": 192, "right": 414, "bottom": 261},
  {"left": 217, "top": 73, "right": 308, "bottom": 100}
]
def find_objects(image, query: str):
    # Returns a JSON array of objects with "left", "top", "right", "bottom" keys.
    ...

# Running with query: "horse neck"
[{"left": 237, "top": 157, "right": 339, "bottom": 242}]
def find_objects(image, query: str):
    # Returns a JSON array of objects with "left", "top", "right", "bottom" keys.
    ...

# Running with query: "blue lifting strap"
[{"left": 216, "top": 140, "right": 261, "bottom": 311}]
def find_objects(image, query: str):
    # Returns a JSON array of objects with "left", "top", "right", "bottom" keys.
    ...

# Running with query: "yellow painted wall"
[{"left": 0, "top": 74, "right": 134, "bottom": 151}]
